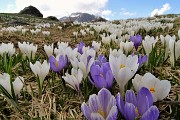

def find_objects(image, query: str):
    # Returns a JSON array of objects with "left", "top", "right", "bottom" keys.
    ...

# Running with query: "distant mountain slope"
[{"left": 59, "top": 12, "right": 107, "bottom": 22}]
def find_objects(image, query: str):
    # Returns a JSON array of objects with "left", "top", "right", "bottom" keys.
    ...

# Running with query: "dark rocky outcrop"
[
  {"left": 19, "top": 5, "right": 43, "bottom": 17},
  {"left": 46, "top": 16, "right": 59, "bottom": 21}
]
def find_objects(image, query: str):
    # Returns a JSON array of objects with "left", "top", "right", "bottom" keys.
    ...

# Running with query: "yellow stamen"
[
  {"left": 98, "top": 110, "right": 105, "bottom": 118},
  {"left": 120, "top": 64, "right": 125, "bottom": 69},
  {"left": 149, "top": 87, "right": 156, "bottom": 93},
  {"left": 55, "top": 61, "right": 59, "bottom": 68},
  {"left": 100, "top": 74, "right": 104, "bottom": 78},
  {"left": 135, "top": 107, "right": 140, "bottom": 116}
]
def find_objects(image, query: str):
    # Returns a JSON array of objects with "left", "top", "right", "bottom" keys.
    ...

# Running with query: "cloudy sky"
[{"left": 0, "top": 0, "right": 179, "bottom": 20}]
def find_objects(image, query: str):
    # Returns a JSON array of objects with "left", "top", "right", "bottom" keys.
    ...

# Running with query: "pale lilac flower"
[
  {"left": 89, "top": 55, "right": 114, "bottom": 89},
  {"left": 130, "top": 34, "right": 142, "bottom": 50},
  {"left": 81, "top": 88, "right": 118, "bottom": 120},
  {"left": 116, "top": 87, "right": 159, "bottom": 120},
  {"left": 49, "top": 55, "right": 67, "bottom": 72}
]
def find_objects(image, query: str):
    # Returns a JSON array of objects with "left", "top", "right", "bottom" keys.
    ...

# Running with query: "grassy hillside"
[{"left": 0, "top": 13, "right": 180, "bottom": 119}]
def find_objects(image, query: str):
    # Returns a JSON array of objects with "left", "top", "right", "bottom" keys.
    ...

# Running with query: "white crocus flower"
[
  {"left": 70, "top": 53, "right": 94, "bottom": 79},
  {"left": 110, "top": 48, "right": 123, "bottom": 58},
  {"left": 142, "top": 35, "right": 157, "bottom": 64},
  {"left": 65, "top": 47, "right": 78, "bottom": 61},
  {"left": 109, "top": 53, "right": 139, "bottom": 94},
  {"left": 160, "top": 35, "right": 174, "bottom": 60},
  {"left": 73, "top": 31, "right": 78, "bottom": 38},
  {"left": 18, "top": 41, "right": 37, "bottom": 59},
  {"left": 169, "top": 38, "right": 180, "bottom": 67},
  {"left": 178, "top": 30, "right": 180, "bottom": 39},
  {"left": 120, "top": 41, "right": 134, "bottom": 55},
  {"left": 30, "top": 60, "right": 50, "bottom": 90},
  {"left": 132, "top": 73, "right": 171, "bottom": 102},
  {"left": 44, "top": 43, "right": 54, "bottom": 57},
  {"left": 82, "top": 46, "right": 96, "bottom": 59},
  {"left": 42, "top": 31, "right": 50, "bottom": 36},
  {"left": 54, "top": 42, "right": 69, "bottom": 56},
  {"left": 62, "top": 68, "right": 83, "bottom": 91},
  {"left": 142, "top": 35, "right": 157, "bottom": 56},
  {"left": 0, "top": 73, "right": 24, "bottom": 96},
  {"left": 102, "top": 36, "right": 111, "bottom": 45},
  {"left": 92, "top": 41, "right": 101, "bottom": 52},
  {"left": 0, "top": 43, "right": 15, "bottom": 57}
]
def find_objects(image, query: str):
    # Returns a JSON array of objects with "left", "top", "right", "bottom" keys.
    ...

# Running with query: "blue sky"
[{"left": 0, "top": 0, "right": 179, "bottom": 20}]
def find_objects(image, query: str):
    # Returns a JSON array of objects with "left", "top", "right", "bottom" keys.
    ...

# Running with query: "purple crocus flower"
[
  {"left": 81, "top": 88, "right": 118, "bottom": 120},
  {"left": 138, "top": 54, "right": 148, "bottom": 66},
  {"left": 116, "top": 87, "right": 159, "bottom": 120},
  {"left": 76, "top": 41, "right": 85, "bottom": 54},
  {"left": 93, "top": 54, "right": 107, "bottom": 66},
  {"left": 130, "top": 34, "right": 142, "bottom": 50},
  {"left": 132, "top": 53, "right": 148, "bottom": 67},
  {"left": 89, "top": 55, "right": 114, "bottom": 89},
  {"left": 49, "top": 54, "right": 67, "bottom": 72}
]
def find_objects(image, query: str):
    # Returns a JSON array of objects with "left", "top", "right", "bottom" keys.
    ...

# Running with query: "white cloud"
[
  {"left": 101, "top": 10, "right": 112, "bottom": 16},
  {"left": 150, "top": 3, "right": 171, "bottom": 17},
  {"left": 1, "top": 0, "right": 111, "bottom": 18},
  {"left": 120, "top": 8, "right": 136, "bottom": 16}
]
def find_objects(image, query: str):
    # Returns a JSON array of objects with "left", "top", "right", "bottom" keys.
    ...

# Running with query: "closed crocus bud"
[
  {"left": 30, "top": 60, "right": 50, "bottom": 89},
  {"left": 120, "top": 41, "right": 134, "bottom": 55},
  {"left": 0, "top": 43, "right": 15, "bottom": 57},
  {"left": 44, "top": 43, "right": 54, "bottom": 57},
  {"left": 142, "top": 35, "right": 157, "bottom": 56},
  {"left": 62, "top": 68, "right": 83, "bottom": 91},
  {"left": 132, "top": 73, "right": 171, "bottom": 102},
  {"left": 42, "top": 31, "right": 50, "bottom": 36},
  {"left": 178, "top": 29, "right": 180, "bottom": 39},
  {"left": 110, "top": 48, "right": 123, "bottom": 57},
  {"left": 54, "top": 42, "right": 69, "bottom": 56},
  {"left": 18, "top": 41, "right": 37, "bottom": 59},
  {"left": 169, "top": 38, "right": 180, "bottom": 67},
  {"left": 92, "top": 41, "right": 101, "bottom": 52},
  {"left": 102, "top": 36, "right": 111, "bottom": 45},
  {"left": 65, "top": 47, "right": 78, "bottom": 61},
  {"left": 13, "top": 76, "right": 24, "bottom": 97},
  {"left": 0, "top": 73, "right": 24, "bottom": 97}
]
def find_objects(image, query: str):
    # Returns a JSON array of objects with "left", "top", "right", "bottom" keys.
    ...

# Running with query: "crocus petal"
[
  {"left": 94, "top": 75, "right": 107, "bottom": 89},
  {"left": 155, "top": 80, "right": 171, "bottom": 100},
  {"left": 106, "top": 106, "right": 118, "bottom": 120},
  {"left": 89, "top": 94, "right": 100, "bottom": 112},
  {"left": 90, "top": 64, "right": 100, "bottom": 77},
  {"left": 137, "top": 87, "right": 153, "bottom": 115},
  {"left": 81, "top": 102, "right": 91, "bottom": 120},
  {"left": 125, "top": 90, "right": 137, "bottom": 107},
  {"left": 49, "top": 55, "right": 59, "bottom": 72},
  {"left": 58, "top": 55, "right": 67, "bottom": 70},
  {"left": 116, "top": 93, "right": 125, "bottom": 117},
  {"left": 105, "top": 70, "right": 114, "bottom": 89},
  {"left": 91, "top": 113, "right": 104, "bottom": 120},
  {"left": 140, "top": 106, "right": 159, "bottom": 120},
  {"left": 124, "top": 102, "right": 136, "bottom": 120},
  {"left": 98, "top": 88, "right": 115, "bottom": 115},
  {"left": 13, "top": 76, "right": 24, "bottom": 96}
]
